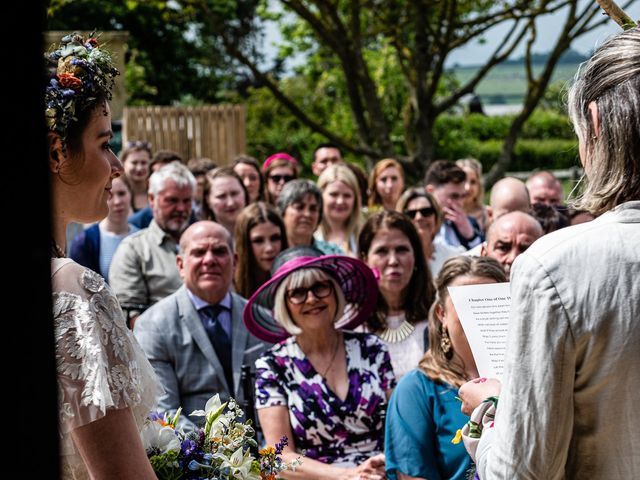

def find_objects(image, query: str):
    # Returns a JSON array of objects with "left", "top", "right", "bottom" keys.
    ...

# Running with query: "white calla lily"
[
  {"left": 190, "top": 393, "right": 223, "bottom": 417},
  {"left": 216, "top": 447, "right": 259, "bottom": 479},
  {"left": 140, "top": 421, "right": 181, "bottom": 454}
]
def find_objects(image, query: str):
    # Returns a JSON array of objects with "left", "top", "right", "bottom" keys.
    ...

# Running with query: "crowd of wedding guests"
[
  {"left": 67, "top": 129, "right": 586, "bottom": 478},
  {"left": 54, "top": 27, "right": 639, "bottom": 480}
]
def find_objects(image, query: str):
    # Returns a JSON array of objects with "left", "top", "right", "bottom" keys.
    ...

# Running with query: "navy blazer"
[{"left": 69, "top": 223, "right": 100, "bottom": 274}]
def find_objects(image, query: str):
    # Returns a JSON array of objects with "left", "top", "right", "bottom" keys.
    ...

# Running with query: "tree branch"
[
  {"left": 453, "top": 0, "right": 570, "bottom": 48},
  {"left": 484, "top": 0, "right": 605, "bottom": 187},
  {"left": 435, "top": 19, "right": 527, "bottom": 113},
  {"left": 282, "top": 0, "right": 375, "bottom": 147},
  {"left": 595, "top": 0, "right": 638, "bottom": 29}
]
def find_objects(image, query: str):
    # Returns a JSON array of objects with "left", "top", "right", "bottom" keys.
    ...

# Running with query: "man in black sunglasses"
[{"left": 425, "top": 161, "right": 484, "bottom": 250}]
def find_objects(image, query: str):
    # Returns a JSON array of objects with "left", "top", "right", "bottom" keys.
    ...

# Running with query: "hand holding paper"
[{"left": 448, "top": 282, "right": 511, "bottom": 380}]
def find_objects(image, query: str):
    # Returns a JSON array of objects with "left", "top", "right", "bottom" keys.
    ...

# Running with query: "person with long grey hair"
[{"left": 458, "top": 27, "right": 640, "bottom": 479}]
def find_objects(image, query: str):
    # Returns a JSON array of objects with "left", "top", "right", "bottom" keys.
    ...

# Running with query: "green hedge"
[
  {"left": 434, "top": 110, "right": 575, "bottom": 142},
  {"left": 433, "top": 110, "right": 578, "bottom": 172},
  {"left": 467, "top": 138, "right": 579, "bottom": 172}
]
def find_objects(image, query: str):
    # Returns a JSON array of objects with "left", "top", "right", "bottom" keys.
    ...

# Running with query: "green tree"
[
  {"left": 46, "top": 0, "right": 247, "bottom": 105},
  {"left": 47, "top": 0, "right": 635, "bottom": 182},
  {"left": 185, "top": 0, "right": 636, "bottom": 183}
]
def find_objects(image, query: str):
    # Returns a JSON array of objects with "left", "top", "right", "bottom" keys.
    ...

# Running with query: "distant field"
[{"left": 452, "top": 63, "right": 581, "bottom": 105}]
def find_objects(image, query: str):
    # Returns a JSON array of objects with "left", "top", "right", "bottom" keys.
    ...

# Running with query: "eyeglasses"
[
  {"left": 404, "top": 207, "right": 436, "bottom": 219},
  {"left": 125, "top": 140, "right": 152, "bottom": 151},
  {"left": 269, "top": 174, "right": 294, "bottom": 184},
  {"left": 286, "top": 281, "right": 333, "bottom": 305}
]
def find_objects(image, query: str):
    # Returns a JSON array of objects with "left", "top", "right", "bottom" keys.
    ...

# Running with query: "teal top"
[
  {"left": 312, "top": 238, "right": 344, "bottom": 255},
  {"left": 385, "top": 369, "right": 473, "bottom": 480}
]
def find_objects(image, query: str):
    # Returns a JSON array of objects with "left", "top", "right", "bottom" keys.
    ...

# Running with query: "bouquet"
[{"left": 141, "top": 394, "right": 301, "bottom": 479}]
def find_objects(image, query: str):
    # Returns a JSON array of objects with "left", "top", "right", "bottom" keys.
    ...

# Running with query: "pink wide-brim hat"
[
  {"left": 243, "top": 254, "right": 378, "bottom": 343},
  {"left": 262, "top": 152, "right": 299, "bottom": 171}
]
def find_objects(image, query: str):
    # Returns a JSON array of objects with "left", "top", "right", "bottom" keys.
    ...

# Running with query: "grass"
[{"left": 451, "top": 63, "right": 581, "bottom": 105}]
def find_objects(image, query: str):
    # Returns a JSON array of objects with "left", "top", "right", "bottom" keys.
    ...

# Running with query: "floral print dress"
[{"left": 255, "top": 331, "right": 396, "bottom": 466}]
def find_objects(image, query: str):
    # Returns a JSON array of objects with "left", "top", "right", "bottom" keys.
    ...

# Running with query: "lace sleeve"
[{"left": 52, "top": 260, "right": 160, "bottom": 440}]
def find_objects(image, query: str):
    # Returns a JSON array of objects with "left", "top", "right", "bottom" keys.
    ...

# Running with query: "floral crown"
[{"left": 44, "top": 32, "right": 119, "bottom": 142}]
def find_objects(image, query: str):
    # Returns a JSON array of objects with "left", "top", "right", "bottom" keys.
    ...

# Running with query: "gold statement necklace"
[{"left": 378, "top": 316, "right": 415, "bottom": 344}]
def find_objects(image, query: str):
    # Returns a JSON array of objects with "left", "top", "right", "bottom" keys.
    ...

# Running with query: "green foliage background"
[{"left": 47, "top": 0, "right": 580, "bottom": 181}]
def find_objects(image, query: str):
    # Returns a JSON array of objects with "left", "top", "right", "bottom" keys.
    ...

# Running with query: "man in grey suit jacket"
[{"left": 134, "top": 221, "right": 270, "bottom": 428}]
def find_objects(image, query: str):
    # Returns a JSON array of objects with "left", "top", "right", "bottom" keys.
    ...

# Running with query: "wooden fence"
[{"left": 123, "top": 105, "right": 246, "bottom": 165}]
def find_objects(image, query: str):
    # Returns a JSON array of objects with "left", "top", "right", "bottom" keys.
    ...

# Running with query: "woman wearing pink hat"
[
  {"left": 263, "top": 152, "right": 299, "bottom": 203},
  {"left": 244, "top": 247, "right": 395, "bottom": 479}
]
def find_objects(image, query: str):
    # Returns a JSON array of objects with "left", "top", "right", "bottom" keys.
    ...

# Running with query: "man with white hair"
[
  {"left": 110, "top": 162, "right": 196, "bottom": 325},
  {"left": 481, "top": 211, "right": 543, "bottom": 279}
]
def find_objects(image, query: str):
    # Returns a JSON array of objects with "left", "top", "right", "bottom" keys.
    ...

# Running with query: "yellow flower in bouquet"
[{"left": 141, "top": 394, "right": 300, "bottom": 479}]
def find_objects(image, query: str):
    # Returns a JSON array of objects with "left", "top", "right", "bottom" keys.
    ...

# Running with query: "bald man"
[
  {"left": 526, "top": 171, "right": 563, "bottom": 206},
  {"left": 481, "top": 211, "right": 543, "bottom": 279},
  {"left": 488, "top": 177, "right": 531, "bottom": 223},
  {"left": 463, "top": 177, "right": 531, "bottom": 256},
  {"left": 134, "top": 221, "right": 269, "bottom": 429}
]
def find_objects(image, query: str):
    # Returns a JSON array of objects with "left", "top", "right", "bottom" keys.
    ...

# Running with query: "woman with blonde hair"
[
  {"left": 315, "top": 164, "right": 362, "bottom": 255},
  {"left": 456, "top": 158, "right": 488, "bottom": 233},
  {"left": 244, "top": 247, "right": 394, "bottom": 478},
  {"left": 368, "top": 158, "right": 405, "bottom": 212},
  {"left": 385, "top": 256, "right": 507, "bottom": 480}
]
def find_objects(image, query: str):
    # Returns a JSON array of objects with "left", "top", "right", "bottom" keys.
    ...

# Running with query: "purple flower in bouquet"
[{"left": 141, "top": 395, "right": 301, "bottom": 479}]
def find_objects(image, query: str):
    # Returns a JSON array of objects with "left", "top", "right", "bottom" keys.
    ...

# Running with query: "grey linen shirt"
[
  {"left": 475, "top": 201, "right": 640, "bottom": 479},
  {"left": 109, "top": 219, "right": 183, "bottom": 309}
]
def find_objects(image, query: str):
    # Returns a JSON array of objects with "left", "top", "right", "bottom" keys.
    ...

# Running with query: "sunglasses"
[
  {"left": 286, "top": 281, "right": 333, "bottom": 305},
  {"left": 125, "top": 140, "right": 152, "bottom": 151},
  {"left": 269, "top": 174, "right": 294, "bottom": 184},
  {"left": 404, "top": 207, "right": 436, "bottom": 219}
]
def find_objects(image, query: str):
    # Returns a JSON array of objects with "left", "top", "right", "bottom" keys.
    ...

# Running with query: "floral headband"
[{"left": 44, "top": 32, "right": 119, "bottom": 143}]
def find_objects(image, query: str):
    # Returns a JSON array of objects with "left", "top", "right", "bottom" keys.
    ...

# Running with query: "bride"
[{"left": 47, "top": 33, "right": 158, "bottom": 479}]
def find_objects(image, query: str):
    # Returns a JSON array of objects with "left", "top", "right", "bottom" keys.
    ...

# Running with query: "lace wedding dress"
[{"left": 52, "top": 258, "right": 159, "bottom": 479}]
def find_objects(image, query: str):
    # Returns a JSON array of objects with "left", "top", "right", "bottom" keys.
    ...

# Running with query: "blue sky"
[
  {"left": 447, "top": 1, "right": 640, "bottom": 66},
  {"left": 263, "top": 1, "right": 639, "bottom": 68}
]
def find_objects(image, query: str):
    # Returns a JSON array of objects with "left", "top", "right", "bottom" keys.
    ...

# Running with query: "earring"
[{"left": 441, "top": 327, "right": 452, "bottom": 358}]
